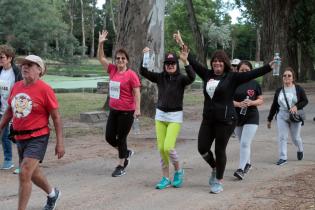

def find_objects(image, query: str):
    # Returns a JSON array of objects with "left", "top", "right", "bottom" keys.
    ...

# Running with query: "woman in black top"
[
  {"left": 174, "top": 31, "right": 274, "bottom": 193},
  {"left": 233, "top": 61, "right": 263, "bottom": 180}
]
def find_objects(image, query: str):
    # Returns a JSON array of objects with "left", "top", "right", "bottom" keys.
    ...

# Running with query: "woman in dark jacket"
[
  {"left": 140, "top": 47, "right": 195, "bottom": 190},
  {"left": 267, "top": 67, "right": 308, "bottom": 166},
  {"left": 174, "top": 31, "right": 274, "bottom": 194}
]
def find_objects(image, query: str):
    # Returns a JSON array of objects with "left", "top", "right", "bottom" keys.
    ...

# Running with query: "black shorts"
[{"left": 17, "top": 134, "right": 49, "bottom": 163}]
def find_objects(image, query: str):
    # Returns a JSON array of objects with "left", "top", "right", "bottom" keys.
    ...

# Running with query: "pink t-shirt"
[
  {"left": 108, "top": 64, "right": 140, "bottom": 111},
  {"left": 8, "top": 80, "right": 59, "bottom": 140}
]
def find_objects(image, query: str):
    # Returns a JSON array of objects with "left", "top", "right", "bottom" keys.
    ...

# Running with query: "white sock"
[{"left": 48, "top": 188, "right": 56, "bottom": 198}]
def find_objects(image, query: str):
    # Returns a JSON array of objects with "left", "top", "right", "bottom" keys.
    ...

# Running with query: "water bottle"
[
  {"left": 142, "top": 51, "right": 150, "bottom": 69},
  {"left": 273, "top": 53, "right": 281, "bottom": 76},
  {"left": 133, "top": 118, "right": 140, "bottom": 135},
  {"left": 240, "top": 96, "right": 249, "bottom": 115}
]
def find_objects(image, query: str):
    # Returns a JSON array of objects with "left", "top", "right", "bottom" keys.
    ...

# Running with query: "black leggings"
[
  {"left": 198, "top": 118, "right": 235, "bottom": 180},
  {"left": 105, "top": 109, "right": 134, "bottom": 159}
]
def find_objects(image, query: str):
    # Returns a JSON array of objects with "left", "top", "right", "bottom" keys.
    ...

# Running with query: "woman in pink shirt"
[{"left": 97, "top": 30, "right": 141, "bottom": 177}]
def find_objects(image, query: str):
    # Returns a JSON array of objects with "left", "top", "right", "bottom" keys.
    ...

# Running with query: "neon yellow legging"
[{"left": 155, "top": 120, "right": 181, "bottom": 168}]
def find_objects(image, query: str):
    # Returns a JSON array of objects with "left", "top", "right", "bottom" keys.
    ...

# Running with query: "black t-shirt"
[{"left": 234, "top": 80, "right": 262, "bottom": 126}]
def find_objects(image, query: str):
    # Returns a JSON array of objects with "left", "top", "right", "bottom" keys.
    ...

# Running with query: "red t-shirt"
[
  {"left": 108, "top": 64, "right": 140, "bottom": 111},
  {"left": 8, "top": 80, "right": 59, "bottom": 140}
]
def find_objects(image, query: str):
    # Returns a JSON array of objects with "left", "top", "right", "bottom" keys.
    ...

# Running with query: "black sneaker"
[
  {"left": 43, "top": 188, "right": 60, "bottom": 210},
  {"left": 297, "top": 152, "right": 303, "bottom": 160},
  {"left": 112, "top": 165, "right": 126, "bottom": 177},
  {"left": 276, "top": 159, "right": 287, "bottom": 166},
  {"left": 233, "top": 169, "right": 244, "bottom": 180},
  {"left": 123, "top": 149, "right": 134, "bottom": 169},
  {"left": 243, "top": 163, "right": 252, "bottom": 174}
]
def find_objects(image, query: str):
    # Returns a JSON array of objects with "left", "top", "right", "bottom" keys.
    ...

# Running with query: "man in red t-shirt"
[{"left": 0, "top": 55, "right": 64, "bottom": 210}]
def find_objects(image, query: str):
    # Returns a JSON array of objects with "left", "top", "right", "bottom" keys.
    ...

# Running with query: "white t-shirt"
[
  {"left": 206, "top": 79, "right": 220, "bottom": 98},
  {"left": 278, "top": 86, "right": 297, "bottom": 111},
  {"left": 0, "top": 68, "right": 15, "bottom": 114}
]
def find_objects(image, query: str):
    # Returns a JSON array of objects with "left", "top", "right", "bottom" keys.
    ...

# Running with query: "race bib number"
[
  {"left": 206, "top": 79, "right": 220, "bottom": 98},
  {"left": 109, "top": 81, "right": 120, "bottom": 99}
]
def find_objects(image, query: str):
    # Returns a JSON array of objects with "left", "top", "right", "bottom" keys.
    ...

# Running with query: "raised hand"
[
  {"left": 173, "top": 30, "right": 184, "bottom": 47},
  {"left": 179, "top": 45, "right": 189, "bottom": 65},
  {"left": 99, "top": 30, "right": 108, "bottom": 44}
]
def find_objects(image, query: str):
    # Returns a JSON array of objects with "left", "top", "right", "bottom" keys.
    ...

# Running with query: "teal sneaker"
[
  {"left": 1, "top": 161, "right": 14, "bottom": 170},
  {"left": 155, "top": 177, "right": 171, "bottom": 190},
  {"left": 172, "top": 169, "right": 184, "bottom": 188},
  {"left": 13, "top": 168, "right": 20, "bottom": 174},
  {"left": 209, "top": 169, "right": 216, "bottom": 186},
  {"left": 210, "top": 180, "right": 223, "bottom": 194}
]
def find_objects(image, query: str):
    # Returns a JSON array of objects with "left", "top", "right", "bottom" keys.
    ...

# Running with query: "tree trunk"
[
  {"left": 114, "top": 0, "right": 165, "bottom": 117},
  {"left": 301, "top": 43, "right": 315, "bottom": 81},
  {"left": 185, "top": 0, "right": 207, "bottom": 66},
  {"left": 260, "top": 0, "right": 299, "bottom": 90},
  {"left": 255, "top": 25, "right": 261, "bottom": 62},
  {"left": 109, "top": 0, "right": 117, "bottom": 35},
  {"left": 68, "top": 0, "right": 74, "bottom": 56},
  {"left": 89, "top": 0, "right": 96, "bottom": 58},
  {"left": 80, "top": 0, "right": 86, "bottom": 56}
]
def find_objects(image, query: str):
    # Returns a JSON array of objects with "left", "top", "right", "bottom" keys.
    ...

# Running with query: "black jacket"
[
  {"left": 267, "top": 84, "right": 308, "bottom": 122},
  {"left": 188, "top": 54, "right": 272, "bottom": 124},
  {"left": 140, "top": 63, "right": 195, "bottom": 112}
]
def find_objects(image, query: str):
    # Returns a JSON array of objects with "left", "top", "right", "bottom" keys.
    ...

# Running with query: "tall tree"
[
  {"left": 89, "top": 0, "right": 97, "bottom": 57},
  {"left": 260, "top": 0, "right": 299, "bottom": 89},
  {"left": 115, "top": 0, "right": 165, "bottom": 116},
  {"left": 80, "top": 0, "right": 86, "bottom": 56}
]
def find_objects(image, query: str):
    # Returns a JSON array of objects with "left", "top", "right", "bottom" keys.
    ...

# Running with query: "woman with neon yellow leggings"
[{"left": 140, "top": 47, "right": 195, "bottom": 189}]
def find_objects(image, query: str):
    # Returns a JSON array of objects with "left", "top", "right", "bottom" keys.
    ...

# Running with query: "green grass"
[{"left": 56, "top": 93, "right": 106, "bottom": 120}]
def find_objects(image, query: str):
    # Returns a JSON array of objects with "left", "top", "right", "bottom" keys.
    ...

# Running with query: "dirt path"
[{"left": 1, "top": 90, "right": 315, "bottom": 210}]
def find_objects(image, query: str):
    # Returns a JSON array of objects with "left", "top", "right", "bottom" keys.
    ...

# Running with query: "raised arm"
[
  {"left": 97, "top": 30, "right": 110, "bottom": 71},
  {"left": 173, "top": 31, "right": 208, "bottom": 80},
  {"left": 139, "top": 47, "right": 159, "bottom": 83},
  {"left": 179, "top": 45, "right": 195, "bottom": 85}
]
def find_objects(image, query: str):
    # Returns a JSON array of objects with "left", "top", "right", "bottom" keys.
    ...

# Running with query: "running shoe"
[
  {"left": 111, "top": 165, "right": 126, "bottom": 177},
  {"left": 233, "top": 169, "right": 244, "bottom": 180},
  {"left": 297, "top": 152, "right": 303, "bottom": 161},
  {"left": 172, "top": 169, "right": 184, "bottom": 188},
  {"left": 1, "top": 161, "right": 14, "bottom": 170},
  {"left": 243, "top": 163, "right": 252, "bottom": 174},
  {"left": 210, "top": 180, "right": 223, "bottom": 194},
  {"left": 155, "top": 177, "right": 171, "bottom": 190},
  {"left": 276, "top": 159, "right": 287, "bottom": 166},
  {"left": 43, "top": 188, "right": 60, "bottom": 210}
]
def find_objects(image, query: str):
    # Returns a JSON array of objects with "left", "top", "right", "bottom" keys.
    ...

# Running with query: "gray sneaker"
[{"left": 43, "top": 188, "right": 60, "bottom": 210}]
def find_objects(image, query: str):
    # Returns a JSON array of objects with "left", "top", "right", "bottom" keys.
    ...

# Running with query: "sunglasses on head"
[
  {"left": 283, "top": 74, "right": 292, "bottom": 77},
  {"left": 115, "top": 56, "right": 126, "bottom": 60}
]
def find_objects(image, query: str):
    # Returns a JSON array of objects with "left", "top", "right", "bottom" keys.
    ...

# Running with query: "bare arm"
[
  {"left": 133, "top": 87, "right": 141, "bottom": 118},
  {"left": 50, "top": 109, "right": 65, "bottom": 159},
  {"left": 97, "top": 30, "right": 110, "bottom": 71}
]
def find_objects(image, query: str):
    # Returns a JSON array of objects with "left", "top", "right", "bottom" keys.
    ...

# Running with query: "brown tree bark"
[
  {"left": 260, "top": 0, "right": 299, "bottom": 90},
  {"left": 114, "top": 0, "right": 165, "bottom": 117},
  {"left": 185, "top": 0, "right": 207, "bottom": 66}
]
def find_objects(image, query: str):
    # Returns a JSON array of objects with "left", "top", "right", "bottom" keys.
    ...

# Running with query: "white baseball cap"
[
  {"left": 16, "top": 55, "right": 46, "bottom": 76},
  {"left": 231, "top": 58, "right": 241, "bottom": 65}
]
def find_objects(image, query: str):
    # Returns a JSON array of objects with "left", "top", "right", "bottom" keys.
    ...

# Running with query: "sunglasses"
[
  {"left": 116, "top": 57, "right": 126, "bottom": 60},
  {"left": 165, "top": 62, "right": 176, "bottom": 66},
  {"left": 0, "top": 56, "right": 7, "bottom": 59},
  {"left": 282, "top": 74, "right": 292, "bottom": 78}
]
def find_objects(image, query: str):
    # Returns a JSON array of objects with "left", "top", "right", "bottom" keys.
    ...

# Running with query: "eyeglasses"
[
  {"left": 283, "top": 74, "right": 292, "bottom": 78},
  {"left": 115, "top": 57, "right": 126, "bottom": 60},
  {"left": 165, "top": 62, "right": 176, "bottom": 66}
]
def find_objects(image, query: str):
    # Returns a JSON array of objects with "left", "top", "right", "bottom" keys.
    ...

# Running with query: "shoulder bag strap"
[{"left": 282, "top": 87, "right": 291, "bottom": 111}]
